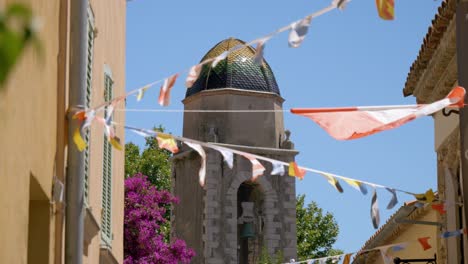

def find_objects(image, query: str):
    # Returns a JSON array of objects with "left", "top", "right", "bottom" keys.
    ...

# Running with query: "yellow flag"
[
  {"left": 343, "top": 254, "right": 352, "bottom": 264},
  {"left": 110, "top": 136, "right": 123, "bottom": 151},
  {"left": 288, "top": 162, "right": 306, "bottom": 180},
  {"left": 375, "top": 0, "right": 394, "bottom": 20},
  {"left": 343, "top": 178, "right": 368, "bottom": 195},
  {"left": 157, "top": 133, "right": 179, "bottom": 153},
  {"left": 73, "top": 128, "right": 87, "bottom": 152},
  {"left": 320, "top": 173, "right": 344, "bottom": 193},
  {"left": 414, "top": 189, "right": 435, "bottom": 203}
]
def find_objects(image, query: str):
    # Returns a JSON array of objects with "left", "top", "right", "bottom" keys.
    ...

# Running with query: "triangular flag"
[
  {"left": 332, "top": 0, "right": 347, "bottom": 10},
  {"left": 212, "top": 51, "right": 228, "bottom": 67},
  {"left": 136, "top": 84, "right": 151, "bottom": 101},
  {"left": 210, "top": 145, "right": 234, "bottom": 169},
  {"left": 185, "top": 142, "right": 207, "bottom": 187},
  {"left": 73, "top": 127, "right": 87, "bottom": 152},
  {"left": 375, "top": 0, "right": 394, "bottom": 20},
  {"left": 417, "top": 237, "right": 432, "bottom": 251},
  {"left": 288, "top": 162, "right": 306, "bottom": 180},
  {"left": 320, "top": 173, "right": 343, "bottom": 193},
  {"left": 81, "top": 110, "right": 96, "bottom": 131},
  {"left": 185, "top": 64, "right": 202, "bottom": 88},
  {"left": 156, "top": 133, "right": 179, "bottom": 153},
  {"left": 254, "top": 37, "right": 269, "bottom": 65},
  {"left": 432, "top": 203, "right": 446, "bottom": 215},
  {"left": 244, "top": 154, "right": 265, "bottom": 181},
  {"left": 371, "top": 189, "right": 380, "bottom": 229},
  {"left": 105, "top": 101, "right": 117, "bottom": 126},
  {"left": 342, "top": 254, "right": 352, "bottom": 264},
  {"left": 110, "top": 136, "right": 123, "bottom": 151},
  {"left": 379, "top": 248, "right": 393, "bottom": 264},
  {"left": 386, "top": 188, "right": 398, "bottom": 209},
  {"left": 441, "top": 229, "right": 463, "bottom": 239},
  {"left": 271, "top": 161, "right": 285, "bottom": 176},
  {"left": 290, "top": 87, "right": 465, "bottom": 140},
  {"left": 158, "top": 74, "right": 179, "bottom": 106},
  {"left": 343, "top": 178, "right": 368, "bottom": 195},
  {"left": 288, "top": 15, "right": 312, "bottom": 48},
  {"left": 414, "top": 189, "right": 435, "bottom": 204},
  {"left": 391, "top": 243, "right": 407, "bottom": 252}
]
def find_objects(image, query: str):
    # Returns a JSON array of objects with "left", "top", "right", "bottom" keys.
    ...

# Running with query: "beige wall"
[
  {"left": 365, "top": 210, "right": 438, "bottom": 264},
  {"left": 0, "top": 0, "right": 62, "bottom": 263},
  {"left": 85, "top": 0, "right": 126, "bottom": 263}
]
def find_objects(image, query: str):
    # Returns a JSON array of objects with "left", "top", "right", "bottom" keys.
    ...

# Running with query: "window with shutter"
[
  {"left": 84, "top": 6, "right": 95, "bottom": 204},
  {"left": 101, "top": 70, "right": 114, "bottom": 246}
]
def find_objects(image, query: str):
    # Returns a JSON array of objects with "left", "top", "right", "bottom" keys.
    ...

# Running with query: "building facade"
[
  {"left": 354, "top": 202, "right": 438, "bottom": 264},
  {"left": 402, "top": 0, "right": 465, "bottom": 263},
  {"left": 0, "top": 0, "right": 126, "bottom": 263},
  {"left": 171, "top": 38, "right": 298, "bottom": 263}
]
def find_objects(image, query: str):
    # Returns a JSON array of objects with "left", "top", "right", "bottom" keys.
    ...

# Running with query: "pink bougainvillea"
[{"left": 124, "top": 173, "right": 195, "bottom": 264}]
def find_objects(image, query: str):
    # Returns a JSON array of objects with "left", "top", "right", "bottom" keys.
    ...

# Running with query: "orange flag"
[
  {"left": 156, "top": 134, "right": 179, "bottom": 153},
  {"left": 417, "top": 237, "right": 432, "bottom": 251},
  {"left": 288, "top": 162, "right": 306, "bottom": 180},
  {"left": 375, "top": 0, "right": 394, "bottom": 20}
]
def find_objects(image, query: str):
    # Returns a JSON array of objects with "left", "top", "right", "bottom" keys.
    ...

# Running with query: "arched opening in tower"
[{"left": 237, "top": 181, "right": 265, "bottom": 264}]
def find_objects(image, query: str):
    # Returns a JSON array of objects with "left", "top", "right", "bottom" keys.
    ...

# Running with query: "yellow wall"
[
  {"left": 0, "top": 0, "right": 62, "bottom": 263},
  {"left": 0, "top": 0, "right": 126, "bottom": 263},
  {"left": 84, "top": 0, "right": 126, "bottom": 263},
  {"left": 368, "top": 209, "right": 438, "bottom": 264}
]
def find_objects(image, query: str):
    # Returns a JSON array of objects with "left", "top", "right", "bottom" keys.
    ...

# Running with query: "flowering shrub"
[{"left": 124, "top": 173, "right": 195, "bottom": 264}]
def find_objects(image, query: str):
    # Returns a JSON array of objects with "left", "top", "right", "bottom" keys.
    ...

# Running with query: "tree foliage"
[
  {"left": 296, "top": 194, "right": 343, "bottom": 260},
  {"left": 125, "top": 126, "right": 171, "bottom": 191},
  {"left": 124, "top": 173, "right": 195, "bottom": 264},
  {"left": 0, "top": 3, "right": 40, "bottom": 87}
]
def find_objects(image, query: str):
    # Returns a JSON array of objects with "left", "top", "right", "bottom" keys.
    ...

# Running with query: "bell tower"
[{"left": 172, "top": 38, "right": 298, "bottom": 263}]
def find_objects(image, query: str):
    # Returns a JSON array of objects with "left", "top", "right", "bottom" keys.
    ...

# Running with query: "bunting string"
[
  {"left": 287, "top": 228, "right": 468, "bottom": 264},
  {"left": 72, "top": 1, "right": 343, "bottom": 118}
]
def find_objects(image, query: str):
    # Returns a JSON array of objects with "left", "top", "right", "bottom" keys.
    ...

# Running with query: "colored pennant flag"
[
  {"left": 432, "top": 203, "right": 446, "bottom": 215},
  {"left": 185, "top": 64, "right": 202, "bottom": 88},
  {"left": 417, "top": 237, "right": 432, "bottom": 251},
  {"left": 288, "top": 162, "right": 306, "bottom": 179},
  {"left": 212, "top": 51, "right": 228, "bottom": 67},
  {"left": 210, "top": 145, "right": 234, "bottom": 169},
  {"left": 319, "top": 172, "right": 343, "bottom": 193},
  {"left": 73, "top": 127, "right": 87, "bottom": 152},
  {"left": 158, "top": 74, "right": 179, "bottom": 107},
  {"left": 391, "top": 243, "right": 407, "bottom": 252},
  {"left": 343, "top": 178, "right": 368, "bottom": 195},
  {"left": 379, "top": 248, "right": 393, "bottom": 264},
  {"left": 375, "top": 0, "right": 394, "bottom": 20},
  {"left": 156, "top": 133, "right": 179, "bottom": 153},
  {"left": 127, "top": 126, "right": 157, "bottom": 138},
  {"left": 414, "top": 189, "right": 435, "bottom": 204},
  {"left": 386, "top": 188, "right": 398, "bottom": 209},
  {"left": 81, "top": 110, "right": 96, "bottom": 131},
  {"left": 136, "top": 84, "right": 151, "bottom": 102},
  {"left": 244, "top": 154, "right": 266, "bottom": 181},
  {"left": 332, "top": 0, "right": 347, "bottom": 10},
  {"left": 441, "top": 229, "right": 463, "bottom": 239},
  {"left": 254, "top": 37, "right": 269, "bottom": 65},
  {"left": 371, "top": 189, "right": 380, "bottom": 229},
  {"left": 271, "top": 161, "right": 285, "bottom": 176},
  {"left": 110, "top": 136, "right": 123, "bottom": 151},
  {"left": 342, "top": 253, "right": 352, "bottom": 264},
  {"left": 290, "top": 86, "right": 465, "bottom": 140},
  {"left": 185, "top": 142, "right": 207, "bottom": 187},
  {"left": 288, "top": 15, "right": 312, "bottom": 48}
]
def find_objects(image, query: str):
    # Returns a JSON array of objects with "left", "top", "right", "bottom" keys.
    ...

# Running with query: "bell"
[{"left": 240, "top": 222, "right": 255, "bottom": 239}]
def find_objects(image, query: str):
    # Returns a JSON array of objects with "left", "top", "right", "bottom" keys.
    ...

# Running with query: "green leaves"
[
  {"left": 0, "top": 3, "right": 39, "bottom": 87},
  {"left": 124, "top": 126, "right": 172, "bottom": 191},
  {"left": 296, "top": 194, "right": 343, "bottom": 260}
]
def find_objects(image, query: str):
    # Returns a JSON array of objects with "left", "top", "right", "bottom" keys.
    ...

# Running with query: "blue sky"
[{"left": 126, "top": 0, "right": 441, "bottom": 256}]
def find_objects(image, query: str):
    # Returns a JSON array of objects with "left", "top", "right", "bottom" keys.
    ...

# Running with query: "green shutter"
[
  {"left": 84, "top": 9, "right": 95, "bottom": 204},
  {"left": 101, "top": 73, "right": 114, "bottom": 245}
]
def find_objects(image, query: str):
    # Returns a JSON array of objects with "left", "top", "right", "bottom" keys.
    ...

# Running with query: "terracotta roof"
[{"left": 403, "top": 0, "right": 456, "bottom": 97}]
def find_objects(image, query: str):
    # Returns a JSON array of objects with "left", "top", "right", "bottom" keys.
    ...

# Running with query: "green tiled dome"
[{"left": 185, "top": 38, "right": 280, "bottom": 97}]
